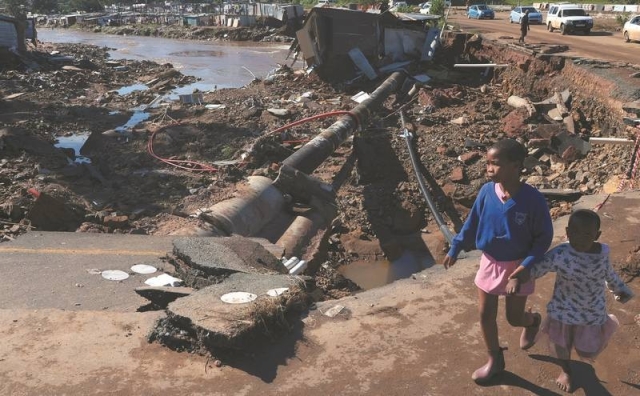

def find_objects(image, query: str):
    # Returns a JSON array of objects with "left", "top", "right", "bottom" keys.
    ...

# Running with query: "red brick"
[
  {"left": 450, "top": 167, "right": 465, "bottom": 183},
  {"left": 459, "top": 151, "right": 481, "bottom": 164}
]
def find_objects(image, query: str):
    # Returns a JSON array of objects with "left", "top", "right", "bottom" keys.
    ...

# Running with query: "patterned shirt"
[{"left": 531, "top": 243, "right": 633, "bottom": 326}]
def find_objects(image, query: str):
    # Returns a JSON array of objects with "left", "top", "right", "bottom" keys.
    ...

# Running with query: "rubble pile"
[{"left": 1, "top": 37, "right": 639, "bottom": 292}]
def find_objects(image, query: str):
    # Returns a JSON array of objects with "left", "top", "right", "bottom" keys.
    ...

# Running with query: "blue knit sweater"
[{"left": 448, "top": 182, "right": 553, "bottom": 268}]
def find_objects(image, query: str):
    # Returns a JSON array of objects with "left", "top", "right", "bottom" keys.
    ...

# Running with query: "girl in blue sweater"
[{"left": 443, "top": 139, "right": 554, "bottom": 383}]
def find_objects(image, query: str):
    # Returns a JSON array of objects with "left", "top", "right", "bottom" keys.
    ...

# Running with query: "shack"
[
  {"left": 0, "top": 14, "right": 18, "bottom": 49},
  {"left": 295, "top": 8, "right": 440, "bottom": 80}
]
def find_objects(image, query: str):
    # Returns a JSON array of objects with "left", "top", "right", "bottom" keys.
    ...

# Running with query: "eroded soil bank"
[{"left": 1, "top": 34, "right": 639, "bottom": 299}]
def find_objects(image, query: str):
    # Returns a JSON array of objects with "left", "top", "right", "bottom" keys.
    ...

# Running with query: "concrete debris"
[
  {"left": 154, "top": 272, "right": 309, "bottom": 350},
  {"left": 548, "top": 108, "right": 564, "bottom": 121},
  {"left": 267, "top": 108, "right": 290, "bottom": 117},
  {"left": 172, "top": 236, "right": 288, "bottom": 276},
  {"left": 450, "top": 116, "right": 469, "bottom": 125},
  {"left": 323, "top": 304, "right": 345, "bottom": 318},
  {"left": 135, "top": 286, "right": 193, "bottom": 307},
  {"left": 507, "top": 95, "right": 536, "bottom": 116}
]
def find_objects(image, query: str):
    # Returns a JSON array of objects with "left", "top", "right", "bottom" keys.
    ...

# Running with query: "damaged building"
[{"left": 296, "top": 8, "right": 440, "bottom": 81}]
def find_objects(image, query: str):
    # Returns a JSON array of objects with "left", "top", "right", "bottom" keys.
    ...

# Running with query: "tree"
[
  {"left": 429, "top": 0, "right": 445, "bottom": 17},
  {"left": 31, "top": 0, "right": 59, "bottom": 13}
]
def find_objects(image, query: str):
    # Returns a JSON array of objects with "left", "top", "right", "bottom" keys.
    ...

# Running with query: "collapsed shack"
[
  {"left": 295, "top": 8, "right": 440, "bottom": 81},
  {"left": 1, "top": 27, "right": 640, "bottom": 357}
]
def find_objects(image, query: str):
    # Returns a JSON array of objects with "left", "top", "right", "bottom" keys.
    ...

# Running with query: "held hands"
[
  {"left": 506, "top": 278, "right": 520, "bottom": 295},
  {"left": 506, "top": 265, "right": 530, "bottom": 296},
  {"left": 443, "top": 255, "right": 457, "bottom": 269}
]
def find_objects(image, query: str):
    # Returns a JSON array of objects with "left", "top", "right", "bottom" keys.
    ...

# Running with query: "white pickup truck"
[{"left": 546, "top": 4, "right": 594, "bottom": 35}]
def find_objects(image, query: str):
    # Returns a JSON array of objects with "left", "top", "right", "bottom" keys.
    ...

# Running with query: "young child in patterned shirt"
[{"left": 510, "top": 209, "right": 634, "bottom": 392}]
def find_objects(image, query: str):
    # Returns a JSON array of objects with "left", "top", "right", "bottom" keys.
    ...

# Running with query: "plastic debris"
[
  {"left": 267, "top": 287, "right": 289, "bottom": 297},
  {"left": 130, "top": 264, "right": 157, "bottom": 274},
  {"left": 144, "top": 273, "right": 183, "bottom": 287},
  {"left": 351, "top": 91, "right": 370, "bottom": 104},
  {"left": 220, "top": 292, "right": 258, "bottom": 304},
  {"left": 101, "top": 270, "right": 129, "bottom": 281}
]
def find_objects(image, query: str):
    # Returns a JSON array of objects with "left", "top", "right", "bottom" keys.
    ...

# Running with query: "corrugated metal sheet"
[{"left": 0, "top": 18, "right": 18, "bottom": 48}]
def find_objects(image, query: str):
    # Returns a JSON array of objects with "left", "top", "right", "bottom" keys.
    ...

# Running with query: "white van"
[{"left": 546, "top": 3, "right": 594, "bottom": 35}]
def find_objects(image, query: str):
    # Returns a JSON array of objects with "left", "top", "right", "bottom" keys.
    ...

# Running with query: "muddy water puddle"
[
  {"left": 117, "top": 83, "right": 149, "bottom": 96},
  {"left": 39, "top": 30, "right": 291, "bottom": 89},
  {"left": 55, "top": 134, "right": 91, "bottom": 163},
  {"left": 339, "top": 250, "right": 435, "bottom": 290}
]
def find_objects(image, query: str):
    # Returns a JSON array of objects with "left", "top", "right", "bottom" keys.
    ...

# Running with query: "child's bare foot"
[{"left": 556, "top": 370, "right": 572, "bottom": 392}]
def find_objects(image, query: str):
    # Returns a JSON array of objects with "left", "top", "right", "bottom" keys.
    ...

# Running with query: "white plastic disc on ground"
[
  {"left": 101, "top": 270, "right": 129, "bottom": 281},
  {"left": 130, "top": 264, "right": 157, "bottom": 274},
  {"left": 267, "top": 288, "right": 289, "bottom": 297},
  {"left": 220, "top": 292, "right": 257, "bottom": 304}
]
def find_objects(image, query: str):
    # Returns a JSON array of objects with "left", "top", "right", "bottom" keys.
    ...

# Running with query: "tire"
[
  {"left": 560, "top": 24, "right": 566, "bottom": 35},
  {"left": 509, "top": 17, "right": 513, "bottom": 24},
  {"left": 584, "top": 29, "right": 590, "bottom": 35},
  {"left": 624, "top": 31, "right": 630, "bottom": 42},
  {"left": 548, "top": 23, "right": 554, "bottom": 32}
]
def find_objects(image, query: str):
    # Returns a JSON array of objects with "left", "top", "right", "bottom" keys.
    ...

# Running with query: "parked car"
[
  {"left": 624, "top": 15, "right": 640, "bottom": 42},
  {"left": 314, "top": 0, "right": 335, "bottom": 7},
  {"left": 419, "top": 1, "right": 451, "bottom": 7},
  {"left": 467, "top": 4, "right": 495, "bottom": 20},
  {"left": 419, "top": 3, "right": 432, "bottom": 14},
  {"left": 509, "top": 6, "right": 543, "bottom": 24},
  {"left": 546, "top": 3, "right": 593, "bottom": 35},
  {"left": 389, "top": 1, "right": 408, "bottom": 11}
]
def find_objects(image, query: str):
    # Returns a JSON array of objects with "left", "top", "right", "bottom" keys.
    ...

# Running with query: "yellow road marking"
[{"left": 0, "top": 247, "right": 166, "bottom": 256}]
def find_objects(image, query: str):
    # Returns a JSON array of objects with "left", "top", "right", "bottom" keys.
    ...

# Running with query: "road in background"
[{"left": 448, "top": 11, "right": 640, "bottom": 64}]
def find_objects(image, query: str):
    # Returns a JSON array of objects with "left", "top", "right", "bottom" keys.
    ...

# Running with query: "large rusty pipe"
[
  {"left": 200, "top": 176, "right": 285, "bottom": 236},
  {"left": 275, "top": 212, "right": 326, "bottom": 260},
  {"left": 282, "top": 71, "right": 406, "bottom": 174}
]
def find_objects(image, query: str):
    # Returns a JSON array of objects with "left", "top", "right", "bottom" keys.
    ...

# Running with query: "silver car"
[{"left": 509, "top": 6, "right": 543, "bottom": 24}]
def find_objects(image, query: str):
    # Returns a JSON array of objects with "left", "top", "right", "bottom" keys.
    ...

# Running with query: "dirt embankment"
[
  {"left": 1, "top": 35, "right": 639, "bottom": 295},
  {"left": 52, "top": 19, "right": 298, "bottom": 43}
]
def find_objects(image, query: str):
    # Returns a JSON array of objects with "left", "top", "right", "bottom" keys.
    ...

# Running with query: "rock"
[
  {"left": 103, "top": 215, "right": 129, "bottom": 229},
  {"left": 501, "top": 108, "right": 529, "bottom": 137},
  {"left": 548, "top": 108, "right": 564, "bottom": 121},
  {"left": 450, "top": 167, "right": 465, "bottom": 183},
  {"left": 526, "top": 175, "right": 549, "bottom": 187},
  {"left": 523, "top": 156, "right": 541, "bottom": 171},
  {"left": 480, "top": 84, "right": 488, "bottom": 93},
  {"left": 458, "top": 151, "right": 481, "bottom": 164},
  {"left": 436, "top": 145, "right": 448, "bottom": 155},
  {"left": 450, "top": 116, "right": 469, "bottom": 126},
  {"left": 561, "top": 145, "right": 578, "bottom": 162},
  {"left": 267, "top": 108, "right": 289, "bottom": 117}
]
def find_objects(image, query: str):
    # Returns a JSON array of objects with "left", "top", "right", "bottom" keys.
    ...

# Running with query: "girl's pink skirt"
[
  {"left": 474, "top": 253, "right": 535, "bottom": 296},
  {"left": 538, "top": 315, "right": 619, "bottom": 360}
]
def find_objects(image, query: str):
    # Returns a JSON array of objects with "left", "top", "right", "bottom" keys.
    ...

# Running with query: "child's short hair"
[
  {"left": 568, "top": 209, "right": 601, "bottom": 230},
  {"left": 490, "top": 139, "right": 527, "bottom": 168}
]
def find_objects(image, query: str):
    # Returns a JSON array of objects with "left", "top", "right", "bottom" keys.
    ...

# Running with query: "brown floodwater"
[{"left": 39, "top": 29, "right": 292, "bottom": 90}]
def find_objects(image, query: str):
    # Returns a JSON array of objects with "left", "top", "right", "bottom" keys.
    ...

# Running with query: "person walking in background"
[
  {"left": 443, "top": 139, "right": 554, "bottom": 383},
  {"left": 509, "top": 209, "right": 634, "bottom": 392},
  {"left": 519, "top": 9, "right": 531, "bottom": 43}
]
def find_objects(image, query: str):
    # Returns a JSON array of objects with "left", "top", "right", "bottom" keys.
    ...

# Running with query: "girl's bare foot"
[{"left": 556, "top": 370, "right": 572, "bottom": 392}]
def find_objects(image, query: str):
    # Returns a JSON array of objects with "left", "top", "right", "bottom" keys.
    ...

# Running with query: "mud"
[{"left": 1, "top": 34, "right": 639, "bottom": 297}]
